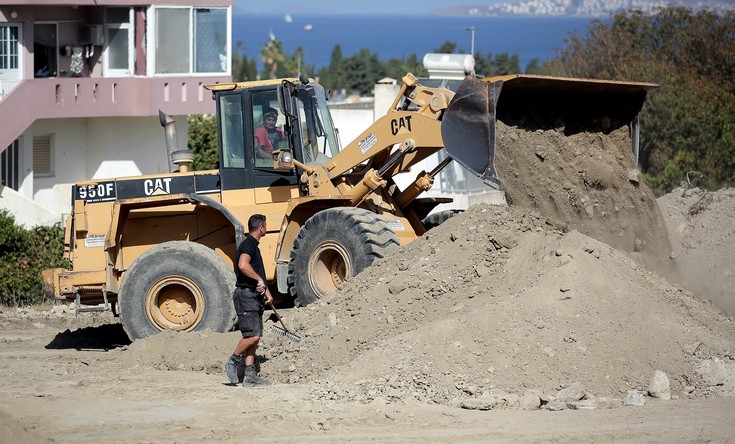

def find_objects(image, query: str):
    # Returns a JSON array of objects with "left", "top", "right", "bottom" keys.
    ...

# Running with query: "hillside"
[{"left": 433, "top": 0, "right": 735, "bottom": 16}]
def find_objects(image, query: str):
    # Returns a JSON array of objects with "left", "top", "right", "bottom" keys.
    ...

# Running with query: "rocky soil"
[{"left": 1, "top": 121, "right": 734, "bottom": 443}]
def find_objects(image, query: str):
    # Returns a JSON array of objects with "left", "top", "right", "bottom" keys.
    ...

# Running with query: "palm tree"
[{"left": 259, "top": 32, "right": 286, "bottom": 79}]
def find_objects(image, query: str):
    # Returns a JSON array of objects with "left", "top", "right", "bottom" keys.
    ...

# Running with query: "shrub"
[{"left": 0, "top": 210, "right": 68, "bottom": 306}]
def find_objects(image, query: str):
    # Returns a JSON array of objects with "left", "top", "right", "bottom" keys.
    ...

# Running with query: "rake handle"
[{"left": 268, "top": 302, "right": 290, "bottom": 333}]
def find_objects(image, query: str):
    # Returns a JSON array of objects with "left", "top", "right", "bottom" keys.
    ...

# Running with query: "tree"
[
  {"left": 545, "top": 7, "right": 735, "bottom": 193},
  {"left": 524, "top": 58, "right": 543, "bottom": 74},
  {"left": 259, "top": 35, "right": 286, "bottom": 79},
  {"left": 188, "top": 114, "right": 219, "bottom": 170},
  {"left": 232, "top": 41, "right": 257, "bottom": 81},
  {"left": 342, "top": 49, "right": 384, "bottom": 96},
  {"left": 320, "top": 45, "right": 346, "bottom": 92},
  {"left": 434, "top": 41, "right": 460, "bottom": 54},
  {"left": 474, "top": 51, "right": 522, "bottom": 76},
  {"left": 492, "top": 52, "right": 521, "bottom": 75}
]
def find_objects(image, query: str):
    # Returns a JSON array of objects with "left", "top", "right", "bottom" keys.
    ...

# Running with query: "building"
[{"left": 0, "top": 0, "right": 232, "bottom": 227}]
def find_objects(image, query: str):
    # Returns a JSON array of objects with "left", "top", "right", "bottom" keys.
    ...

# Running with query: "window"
[
  {"left": 33, "top": 135, "right": 53, "bottom": 177},
  {"left": 293, "top": 85, "right": 340, "bottom": 164},
  {"left": 153, "top": 7, "right": 228, "bottom": 75},
  {"left": 0, "top": 24, "right": 20, "bottom": 86},
  {"left": 1, "top": 140, "right": 20, "bottom": 191},
  {"left": 219, "top": 94, "right": 245, "bottom": 168},
  {"left": 105, "top": 7, "right": 133, "bottom": 76},
  {"left": 251, "top": 90, "right": 284, "bottom": 169}
]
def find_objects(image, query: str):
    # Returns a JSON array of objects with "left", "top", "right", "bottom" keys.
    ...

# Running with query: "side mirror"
[
  {"left": 272, "top": 149, "right": 294, "bottom": 170},
  {"left": 277, "top": 83, "right": 293, "bottom": 118}
]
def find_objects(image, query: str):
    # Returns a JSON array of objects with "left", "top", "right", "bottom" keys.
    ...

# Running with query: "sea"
[{"left": 231, "top": 13, "right": 605, "bottom": 72}]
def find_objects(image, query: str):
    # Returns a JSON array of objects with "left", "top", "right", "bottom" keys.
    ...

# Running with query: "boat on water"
[
  {"left": 304, "top": 23, "right": 313, "bottom": 31},
  {"left": 284, "top": 14, "right": 292, "bottom": 23}
]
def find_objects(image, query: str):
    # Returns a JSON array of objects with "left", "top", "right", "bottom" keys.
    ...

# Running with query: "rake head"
[{"left": 271, "top": 324, "right": 302, "bottom": 342}]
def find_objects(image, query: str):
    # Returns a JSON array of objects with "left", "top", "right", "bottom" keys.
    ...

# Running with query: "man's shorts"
[
  {"left": 233, "top": 287, "right": 264, "bottom": 338},
  {"left": 237, "top": 311, "right": 263, "bottom": 338}
]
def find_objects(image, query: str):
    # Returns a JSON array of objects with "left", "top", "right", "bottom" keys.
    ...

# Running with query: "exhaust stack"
[{"left": 159, "top": 110, "right": 194, "bottom": 173}]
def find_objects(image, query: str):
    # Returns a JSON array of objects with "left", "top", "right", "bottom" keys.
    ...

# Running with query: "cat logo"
[
  {"left": 390, "top": 116, "right": 413, "bottom": 135},
  {"left": 144, "top": 178, "right": 173, "bottom": 196}
]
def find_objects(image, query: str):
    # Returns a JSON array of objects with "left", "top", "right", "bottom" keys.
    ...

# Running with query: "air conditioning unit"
[{"left": 79, "top": 24, "right": 104, "bottom": 46}]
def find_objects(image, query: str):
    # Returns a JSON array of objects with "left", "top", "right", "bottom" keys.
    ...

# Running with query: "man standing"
[{"left": 223, "top": 214, "right": 273, "bottom": 386}]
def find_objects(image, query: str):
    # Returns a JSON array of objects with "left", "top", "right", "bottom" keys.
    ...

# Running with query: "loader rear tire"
[
  {"left": 118, "top": 241, "right": 236, "bottom": 341},
  {"left": 422, "top": 209, "right": 463, "bottom": 230},
  {"left": 288, "top": 208, "right": 400, "bottom": 307}
]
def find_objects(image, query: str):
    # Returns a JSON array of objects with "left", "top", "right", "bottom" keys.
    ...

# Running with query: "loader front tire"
[
  {"left": 119, "top": 241, "right": 236, "bottom": 341},
  {"left": 288, "top": 208, "right": 400, "bottom": 307}
]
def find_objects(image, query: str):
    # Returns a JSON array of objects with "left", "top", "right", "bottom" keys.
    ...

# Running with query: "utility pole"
[{"left": 466, "top": 26, "right": 475, "bottom": 56}]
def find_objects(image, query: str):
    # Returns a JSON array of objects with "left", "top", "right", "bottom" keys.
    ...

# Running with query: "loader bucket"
[{"left": 441, "top": 74, "right": 657, "bottom": 188}]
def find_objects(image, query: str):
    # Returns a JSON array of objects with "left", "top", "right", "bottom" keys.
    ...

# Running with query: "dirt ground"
[{"left": 1, "top": 122, "right": 734, "bottom": 443}]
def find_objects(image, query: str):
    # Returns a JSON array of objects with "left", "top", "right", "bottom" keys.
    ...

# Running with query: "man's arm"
[
  {"left": 238, "top": 253, "right": 264, "bottom": 289},
  {"left": 254, "top": 128, "right": 271, "bottom": 159},
  {"left": 237, "top": 253, "right": 272, "bottom": 304}
]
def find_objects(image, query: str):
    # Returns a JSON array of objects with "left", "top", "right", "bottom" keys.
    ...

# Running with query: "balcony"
[{"left": 0, "top": 75, "right": 227, "bottom": 150}]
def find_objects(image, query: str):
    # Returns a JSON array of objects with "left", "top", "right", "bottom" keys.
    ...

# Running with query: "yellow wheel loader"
[{"left": 42, "top": 72, "right": 656, "bottom": 341}]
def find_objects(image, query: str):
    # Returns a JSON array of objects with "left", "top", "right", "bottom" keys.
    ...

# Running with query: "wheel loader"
[{"left": 41, "top": 72, "right": 656, "bottom": 341}]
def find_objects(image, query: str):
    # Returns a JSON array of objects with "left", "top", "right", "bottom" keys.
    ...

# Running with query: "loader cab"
[{"left": 213, "top": 79, "right": 340, "bottom": 192}]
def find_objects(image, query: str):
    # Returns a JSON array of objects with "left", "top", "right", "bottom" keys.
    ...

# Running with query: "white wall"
[
  {"left": 33, "top": 118, "right": 88, "bottom": 192},
  {"left": 21, "top": 115, "right": 189, "bottom": 224},
  {"left": 330, "top": 108, "right": 374, "bottom": 148},
  {"left": 374, "top": 82, "right": 400, "bottom": 118},
  {"left": 0, "top": 186, "right": 60, "bottom": 228},
  {"left": 86, "top": 116, "right": 188, "bottom": 179}
]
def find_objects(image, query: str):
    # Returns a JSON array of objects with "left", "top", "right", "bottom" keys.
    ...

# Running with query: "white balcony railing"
[{"left": 0, "top": 79, "right": 22, "bottom": 101}]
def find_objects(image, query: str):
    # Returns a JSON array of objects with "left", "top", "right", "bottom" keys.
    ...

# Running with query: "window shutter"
[{"left": 33, "top": 135, "right": 52, "bottom": 176}]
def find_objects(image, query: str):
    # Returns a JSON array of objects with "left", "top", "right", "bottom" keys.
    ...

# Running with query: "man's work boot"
[
  {"left": 242, "top": 365, "right": 271, "bottom": 387},
  {"left": 223, "top": 354, "right": 243, "bottom": 384},
  {"left": 236, "top": 356, "right": 245, "bottom": 383}
]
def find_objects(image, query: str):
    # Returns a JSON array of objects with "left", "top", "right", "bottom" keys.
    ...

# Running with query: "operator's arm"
[{"left": 254, "top": 128, "right": 271, "bottom": 159}]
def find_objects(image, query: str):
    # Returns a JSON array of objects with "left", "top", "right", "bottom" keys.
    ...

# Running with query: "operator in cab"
[{"left": 254, "top": 108, "right": 285, "bottom": 160}]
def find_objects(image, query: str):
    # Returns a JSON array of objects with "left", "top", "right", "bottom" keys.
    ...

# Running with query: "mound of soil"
[
  {"left": 258, "top": 204, "right": 733, "bottom": 405},
  {"left": 111, "top": 122, "right": 733, "bottom": 410},
  {"left": 657, "top": 187, "right": 735, "bottom": 314},
  {"left": 494, "top": 122, "right": 672, "bottom": 268}
]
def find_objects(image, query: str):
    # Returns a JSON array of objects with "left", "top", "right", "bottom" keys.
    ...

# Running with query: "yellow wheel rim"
[
  {"left": 308, "top": 241, "right": 352, "bottom": 298},
  {"left": 145, "top": 275, "right": 205, "bottom": 332}
]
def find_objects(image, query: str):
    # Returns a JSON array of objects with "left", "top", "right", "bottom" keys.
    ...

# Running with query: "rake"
[{"left": 268, "top": 302, "right": 302, "bottom": 342}]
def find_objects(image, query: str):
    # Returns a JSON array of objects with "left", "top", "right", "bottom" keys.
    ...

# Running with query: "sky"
[{"left": 235, "top": 0, "right": 504, "bottom": 15}]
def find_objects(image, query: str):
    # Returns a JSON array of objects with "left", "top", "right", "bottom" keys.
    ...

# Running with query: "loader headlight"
[{"left": 273, "top": 149, "right": 293, "bottom": 170}]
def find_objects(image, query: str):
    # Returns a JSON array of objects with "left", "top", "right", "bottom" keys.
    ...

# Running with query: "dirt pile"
[
  {"left": 257, "top": 204, "right": 733, "bottom": 406},
  {"left": 108, "top": 123, "right": 735, "bottom": 411},
  {"left": 113, "top": 203, "right": 734, "bottom": 409},
  {"left": 494, "top": 121, "right": 672, "bottom": 269},
  {"left": 657, "top": 187, "right": 735, "bottom": 314}
]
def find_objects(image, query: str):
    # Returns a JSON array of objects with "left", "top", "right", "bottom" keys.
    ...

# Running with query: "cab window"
[
  {"left": 251, "top": 90, "right": 285, "bottom": 169},
  {"left": 218, "top": 93, "right": 245, "bottom": 168}
]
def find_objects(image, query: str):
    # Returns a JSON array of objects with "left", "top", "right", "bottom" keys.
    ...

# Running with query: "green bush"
[
  {"left": 188, "top": 114, "right": 219, "bottom": 171},
  {"left": 0, "top": 209, "right": 68, "bottom": 306}
]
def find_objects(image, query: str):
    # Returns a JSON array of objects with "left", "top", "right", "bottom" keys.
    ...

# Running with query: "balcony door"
[
  {"left": 0, "top": 24, "right": 21, "bottom": 98},
  {"left": 104, "top": 7, "right": 133, "bottom": 77},
  {"left": 34, "top": 23, "right": 58, "bottom": 78}
]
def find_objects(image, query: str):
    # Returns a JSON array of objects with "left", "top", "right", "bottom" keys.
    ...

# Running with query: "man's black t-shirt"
[{"left": 235, "top": 234, "right": 265, "bottom": 289}]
